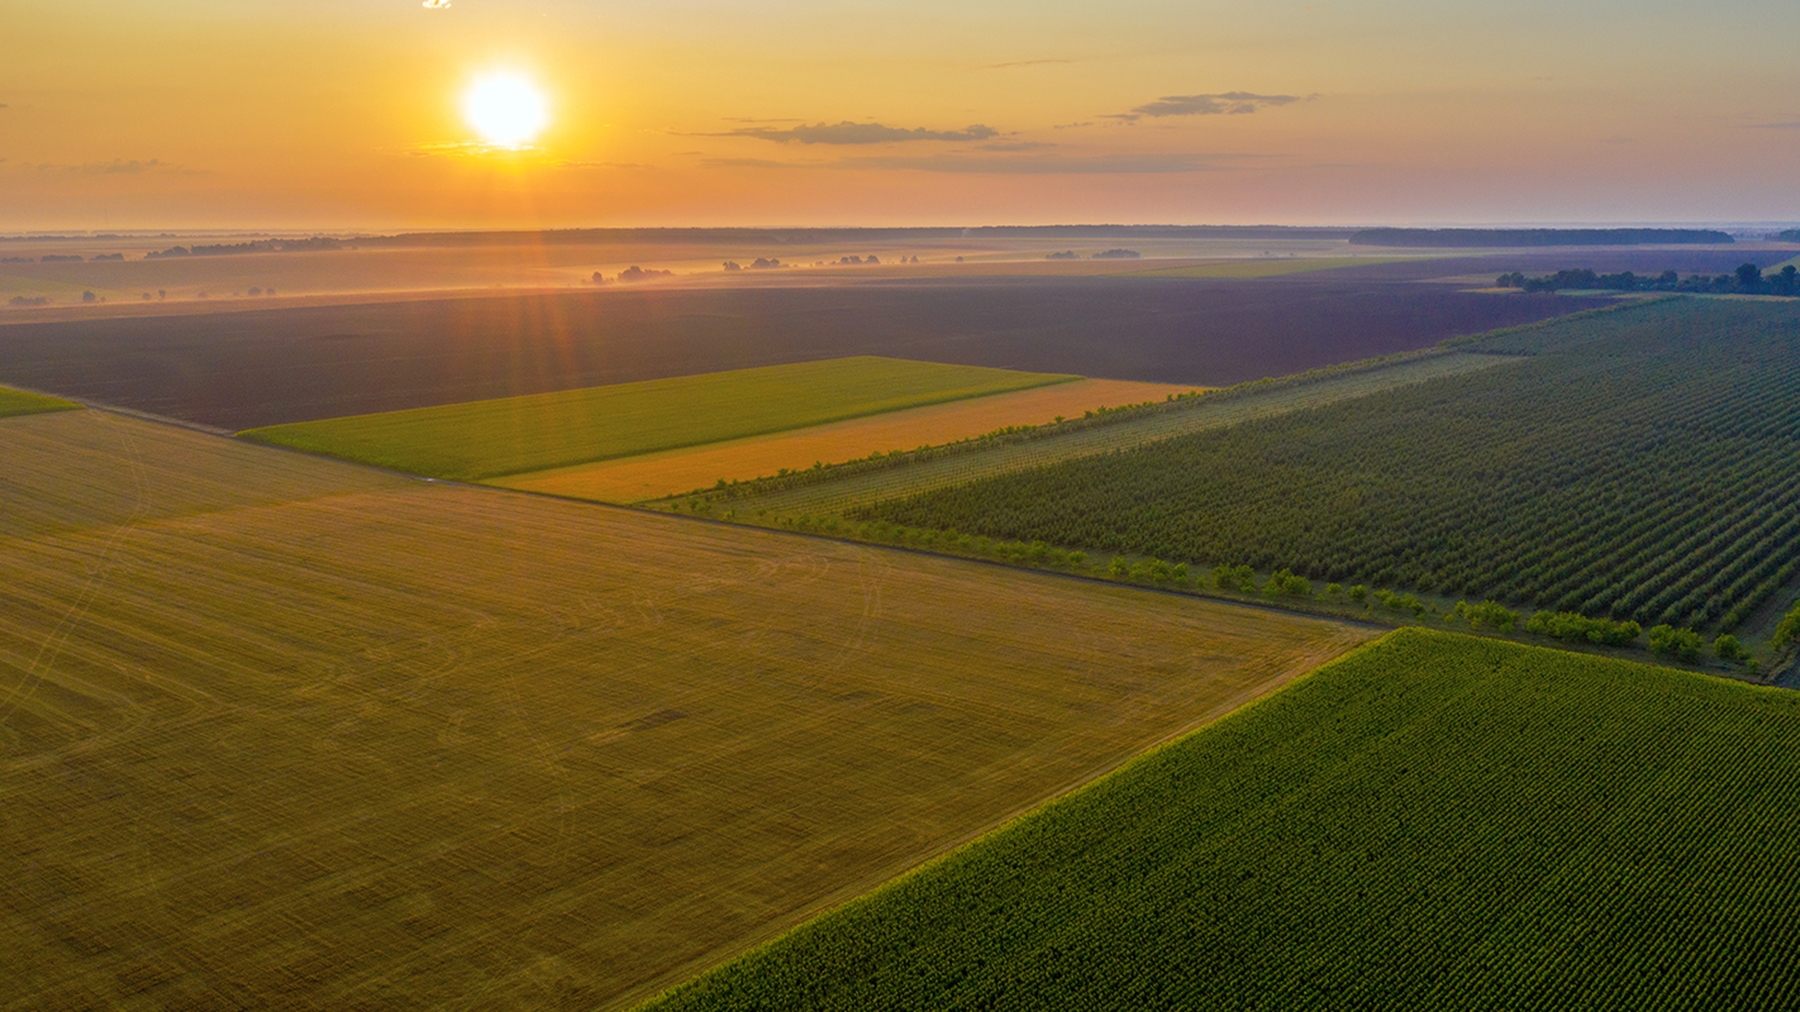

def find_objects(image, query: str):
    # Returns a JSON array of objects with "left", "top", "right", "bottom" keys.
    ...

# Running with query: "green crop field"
[
  {"left": 0, "top": 409, "right": 1365, "bottom": 1011},
  {"left": 238, "top": 356, "right": 1074, "bottom": 481},
  {"left": 646, "top": 628, "right": 1800, "bottom": 1012},
  {"left": 687, "top": 349, "right": 1512, "bottom": 518},
  {"left": 0, "top": 384, "right": 79, "bottom": 419},
  {"left": 863, "top": 298, "right": 1800, "bottom": 634}
]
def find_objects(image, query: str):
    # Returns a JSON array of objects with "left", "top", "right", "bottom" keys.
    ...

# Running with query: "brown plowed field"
[
  {"left": 0, "top": 410, "right": 1369, "bottom": 1011},
  {"left": 493, "top": 377, "right": 1195, "bottom": 502},
  {"left": 0, "top": 275, "right": 1610, "bottom": 429}
]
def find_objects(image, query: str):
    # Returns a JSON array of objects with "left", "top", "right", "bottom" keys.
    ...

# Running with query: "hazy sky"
[{"left": 3, "top": 0, "right": 1797, "bottom": 229}]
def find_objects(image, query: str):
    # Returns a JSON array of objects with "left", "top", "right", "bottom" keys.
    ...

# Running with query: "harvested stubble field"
[
  {"left": 241, "top": 357, "right": 1070, "bottom": 481},
  {"left": 0, "top": 275, "right": 1606, "bottom": 430},
  {"left": 0, "top": 385, "right": 78, "bottom": 419},
  {"left": 696, "top": 349, "right": 1515, "bottom": 518},
  {"left": 493, "top": 377, "right": 1192, "bottom": 503},
  {"left": 647, "top": 628, "right": 1800, "bottom": 1012},
  {"left": 0, "top": 409, "right": 1368, "bottom": 1011}
]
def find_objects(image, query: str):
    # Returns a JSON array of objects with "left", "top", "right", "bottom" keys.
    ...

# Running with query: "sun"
[{"left": 462, "top": 72, "right": 549, "bottom": 149}]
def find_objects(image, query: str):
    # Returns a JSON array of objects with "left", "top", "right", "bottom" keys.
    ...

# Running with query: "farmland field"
[
  {"left": 241, "top": 357, "right": 1071, "bottom": 480},
  {"left": 865, "top": 298, "right": 1800, "bottom": 633},
  {"left": 0, "top": 409, "right": 1368, "bottom": 1011},
  {"left": 0, "top": 384, "right": 78, "bottom": 419},
  {"left": 492, "top": 378, "right": 1193, "bottom": 503},
  {"left": 0, "top": 275, "right": 1608, "bottom": 429},
  {"left": 646, "top": 628, "right": 1800, "bottom": 1012},
  {"left": 1125, "top": 256, "right": 1419, "bottom": 279},
  {"left": 694, "top": 348, "right": 1515, "bottom": 518}
]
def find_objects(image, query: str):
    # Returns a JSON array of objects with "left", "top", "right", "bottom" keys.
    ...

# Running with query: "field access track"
[{"left": 0, "top": 410, "right": 1367, "bottom": 1011}]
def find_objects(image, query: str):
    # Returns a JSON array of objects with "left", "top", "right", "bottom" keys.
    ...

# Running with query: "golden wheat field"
[
  {"left": 0, "top": 410, "right": 1369, "bottom": 1011},
  {"left": 491, "top": 378, "right": 1196, "bottom": 503}
]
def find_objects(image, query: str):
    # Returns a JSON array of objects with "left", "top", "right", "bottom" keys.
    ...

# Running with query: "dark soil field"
[{"left": 0, "top": 273, "right": 1607, "bottom": 430}]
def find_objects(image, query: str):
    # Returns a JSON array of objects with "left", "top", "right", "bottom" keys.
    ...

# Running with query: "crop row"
[
  {"left": 861, "top": 299, "right": 1800, "bottom": 632},
  {"left": 644, "top": 630, "right": 1800, "bottom": 1011},
  {"left": 709, "top": 349, "right": 1513, "bottom": 516}
]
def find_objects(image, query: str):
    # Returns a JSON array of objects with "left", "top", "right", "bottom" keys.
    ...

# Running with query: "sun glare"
[{"left": 462, "top": 72, "right": 549, "bottom": 149}]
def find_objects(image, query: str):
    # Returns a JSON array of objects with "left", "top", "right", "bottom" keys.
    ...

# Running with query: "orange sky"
[{"left": 3, "top": 0, "right": 1797, "bottom": 230}]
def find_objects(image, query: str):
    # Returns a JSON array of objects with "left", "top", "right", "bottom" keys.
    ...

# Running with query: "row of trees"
[
  {"left": 145, "top": 236, "right": 342, "bottom": 258},
  {"left": 757, "top": 487, "right": 1775, "bottom": 669},
  {"left": 1495, "top": 264, "right": 1798, "bottom": 296}
]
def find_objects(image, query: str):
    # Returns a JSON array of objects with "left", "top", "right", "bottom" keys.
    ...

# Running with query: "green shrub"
[
  {"left": 1211, "top": 564, "right": 1255, "bottom": 592},
  {"left": 1524, "top": 611, "right": 1641, "bottom": 647},
  {"left": 1262, "top": 568, "right": 1313, "bottom": 597},
  {"left": 1713, "top": 634, "right": 1746, "bottom": 663},
  {"left": 1647, "top": 624, "right": 1704, "bottom": 663},
  {"left": 1453, "top": 600, "right": 1519, "bottom": 633}
]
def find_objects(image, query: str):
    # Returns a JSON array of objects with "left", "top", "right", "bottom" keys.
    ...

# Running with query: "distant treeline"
[
  {"left": 145, "top": 237, "right": 344, "bottom": 259},
  {"left": 1496, "top": 263, "right": 1797, "bottom": 296},
  {"left": 355, "top": 225, "right": 1360, "bottom": 248},
  {"left": 7, "top": 252, "right": 125, "bottom": 263},
  {"left": 1046, "top": 249, "right": 1141, "bottom": 260},
  {"left": 1353, "top": 228, "right": 1734, "bottom": 247},
  {"left": 1775, "top": 229, "right": 1800, "bottom": 242}
]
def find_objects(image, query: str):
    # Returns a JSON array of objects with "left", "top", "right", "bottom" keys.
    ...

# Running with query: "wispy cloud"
[
  {"left": 703, "top": 151, "right": 1230, "bottom": 175},
  {"left": 706, "top": 121, "right": 1000, "bottom": 145},
  {"left": 26, "top": 158, "right": 190, "bottom": 175},
  {"left": 1108, "top": 91, "right": 1310, "bottom": 123},
  {"left": 555, "top": 159, "right": 650, "bottom": 170},
  {"left": 979, "top": 140, "right": 1056, "bottom": 152},
  {"left": 700, "top": 157, "right": 811, "bottom": 170},
  {"left": 421, "top": 0, "right": 451, "bottom": 9},
  {"left": 984, "top": 59, "right": 1074, "bottom": 70},
  {"left": 840, "top": 151, "right": 1225, "bottom": 174},
  {"left": 1747, "top": 120, "right": 1800, "bottom": 129}
]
